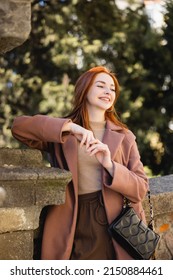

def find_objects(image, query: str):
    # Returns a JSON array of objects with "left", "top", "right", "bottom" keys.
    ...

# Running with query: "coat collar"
[{"left": 103, "top": 120, "right": 125, "bottom": 159}]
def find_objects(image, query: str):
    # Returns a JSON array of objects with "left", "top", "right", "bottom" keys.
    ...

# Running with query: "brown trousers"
[{"left": 70, "top": 191, "right": 116, "bottom": 260}]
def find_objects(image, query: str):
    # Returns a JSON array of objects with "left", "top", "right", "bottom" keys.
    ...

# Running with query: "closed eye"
[
  {"left": 97, "top": 85, "right": 115, "bottom": 92},
  {"left": 95, "top": 81, "right": 116, "bottom": 93}
]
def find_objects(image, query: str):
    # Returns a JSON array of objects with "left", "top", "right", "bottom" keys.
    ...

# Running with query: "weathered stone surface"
[
  {"left": 0, "top": 187, "right": 6, "bottom": 206},
  {"left": 164, "top": 232, "right": 173, "bottom": 259},
  {"left": 143, "top": 176, "right": 173, "bottom": 217},
  {"left": 0, "top": 0, "right": 32, "bottom": 54},
  {"left": 0, "top": 206, "right": 42, "bottom": 233},
  {"left": 0, "top": 231, "right": 33, "bottom": 260},
  {"left": 0, "top": 148, "right": 43, "bottom": 167},
  {"left": 0, "top": 166, "right": 71, "bottom": 207},
  {"left": 0, "top": 180, "right": 36, "bottom": 207},
  {"left": 147, "top": 176, "right": 173, "bottom": 260},
  {"left": 0, "top": 148, "right": 72, "bottom": 259},
  {"left": 153, "top": 212, "right": 173, "bottom": 260},
  {"left": 149, "top": 175, "right": 173, "bottom": 193}
]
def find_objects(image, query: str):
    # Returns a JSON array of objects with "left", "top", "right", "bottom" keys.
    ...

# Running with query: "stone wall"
[
  {"left": 147, "top": 176, "right": 173, "bottom": 260},
  {"left": 0, "top": 148, "right": 173, "bottom": 260},
  {"left": 0, "top": 148, "right": 71, "bottom": 259}
]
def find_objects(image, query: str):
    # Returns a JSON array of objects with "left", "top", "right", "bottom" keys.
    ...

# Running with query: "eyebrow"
[{"left": 95, "top": 80, "right": 115, "bottom": 87}]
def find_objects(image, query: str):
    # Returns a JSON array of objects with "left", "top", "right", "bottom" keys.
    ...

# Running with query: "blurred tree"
[
  {"left": 0, "top": 0, "right": 172, "bottom": 176},
  {"left": 156, "top": 0, "right": 173, "bottom": 174},
  {"left": 127, "top": 0, "right": 173, "bottom": 176}
]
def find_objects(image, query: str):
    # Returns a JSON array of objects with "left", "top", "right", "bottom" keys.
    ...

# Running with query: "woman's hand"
[
  {"left": 86, "top": 139, "right": 114, "bottom": 176},
  {"left": 62, "top": 122, "right": 114, "bottom": 176},
  {"left": 70, "top": 123, "right": 95, "bottom": 149}
]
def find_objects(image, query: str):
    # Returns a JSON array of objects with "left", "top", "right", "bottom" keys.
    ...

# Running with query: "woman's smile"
[{"left": 99, "top": 96, "right": 111, "bottom": 102}]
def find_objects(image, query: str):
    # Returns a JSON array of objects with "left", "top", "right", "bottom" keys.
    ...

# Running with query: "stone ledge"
[
  {"left": 142, "top": 176, "right": 173, "bottom": 218},
  {"left": 0, "top": 166, "right": 71, "bottom": 181},
  {"left": 149, "top": 174, "right": 173, "bottom": 194},
  {"left": 0, "top": 148, "right": 43, "bottom": 167},
  {"left": 0, "top": 166, "right": 72, "bottom": 207}
]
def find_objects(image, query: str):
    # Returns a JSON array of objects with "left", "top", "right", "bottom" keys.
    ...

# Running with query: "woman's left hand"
[{"left": 86, "top": 139, "right": 114, "bottom": 176}]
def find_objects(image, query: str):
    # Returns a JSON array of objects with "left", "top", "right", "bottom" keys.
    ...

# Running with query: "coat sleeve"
[
  {"left": 103, "top": 134, "right": 149, "bottom": 203},
  {"left": 11, "top": 115, "right": 72, "bottom": 151}
]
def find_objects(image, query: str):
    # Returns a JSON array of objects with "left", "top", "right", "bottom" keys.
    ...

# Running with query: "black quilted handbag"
[{"left": 108, "top": 191, "right": 160, "bottom": 260}]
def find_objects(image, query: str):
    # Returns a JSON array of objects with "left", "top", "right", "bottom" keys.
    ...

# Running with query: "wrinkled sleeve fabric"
[
  {"left": 11, "top": 115, "right": 72, "bottom": 151},
  {"left": 103, "top": 132, "right": 149, "bottom": 203}
]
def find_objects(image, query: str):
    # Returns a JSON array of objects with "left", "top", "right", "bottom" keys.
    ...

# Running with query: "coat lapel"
[{"left": 103, "top": 120, "right": 125, "bottom": 160}]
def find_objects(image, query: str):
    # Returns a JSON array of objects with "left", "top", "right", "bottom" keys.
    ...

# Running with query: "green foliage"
[{"left": 0, "top": 0, "right": 173, "bottom": 176}]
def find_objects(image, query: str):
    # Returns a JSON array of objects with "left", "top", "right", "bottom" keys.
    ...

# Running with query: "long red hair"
[{"left": 67, "top": 66, "right": 127, "bottom": 130}]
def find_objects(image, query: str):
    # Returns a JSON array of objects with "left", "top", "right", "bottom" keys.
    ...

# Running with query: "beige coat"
[{"left": 12, "top": 115, "right": 149, "bottom": 260}]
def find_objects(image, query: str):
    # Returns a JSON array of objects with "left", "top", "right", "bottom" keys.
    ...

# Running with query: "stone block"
[
  {"left": 143, "top": 176, "right": 173, "bottom": 260},
  {"left": 0, "top": 206, "right": 42, "bottom": 233},
  {"left": 0, "top": 231, "right": 33, "bottom": 260},
  {"left": 0, "top": 148, "right": 43, "bottom": 167}
]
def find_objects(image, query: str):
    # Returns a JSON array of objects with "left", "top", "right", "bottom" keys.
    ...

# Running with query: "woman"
[{"left": 11, "top": 66, "right": 149, "bottom": 260}]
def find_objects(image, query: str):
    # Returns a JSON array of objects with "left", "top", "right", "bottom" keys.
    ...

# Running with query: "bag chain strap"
[
  {"left": 147, "top": 190, "right": 154, "bottom": 230},
  {"left": 123, "top": 190, "right": 155, "bottom": 230}
]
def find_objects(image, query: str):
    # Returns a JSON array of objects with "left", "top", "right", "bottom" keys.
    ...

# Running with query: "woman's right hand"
[{"left": 69, "top": 123, "right": 95, "bottom": 149}]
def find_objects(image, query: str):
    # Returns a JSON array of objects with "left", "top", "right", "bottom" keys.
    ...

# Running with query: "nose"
[{"left": 104, "top": 87, "right": 111, "bottom": 95}]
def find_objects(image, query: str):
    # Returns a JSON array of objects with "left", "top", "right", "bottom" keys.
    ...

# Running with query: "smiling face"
[{"left": 86, "top": 72, "right": 116, "bottom": 116}]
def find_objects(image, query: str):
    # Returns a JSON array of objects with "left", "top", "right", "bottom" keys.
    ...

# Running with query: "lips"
[{"left": 99, "top": 97, "right": 110, "bottom": 102}]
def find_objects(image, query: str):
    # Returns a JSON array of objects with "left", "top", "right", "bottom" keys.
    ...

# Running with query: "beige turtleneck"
[{"left": 77, "top": 121, "right": 106, "bottom": 195}]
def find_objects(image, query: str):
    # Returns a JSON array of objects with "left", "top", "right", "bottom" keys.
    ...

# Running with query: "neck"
[{"left": 87, "top": 107, "right": 105, "bottom": 122}]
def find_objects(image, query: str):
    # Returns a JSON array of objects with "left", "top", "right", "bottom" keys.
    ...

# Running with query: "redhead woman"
[{"left": 11, "top": 66, "right": 149, "bottom": 260}]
